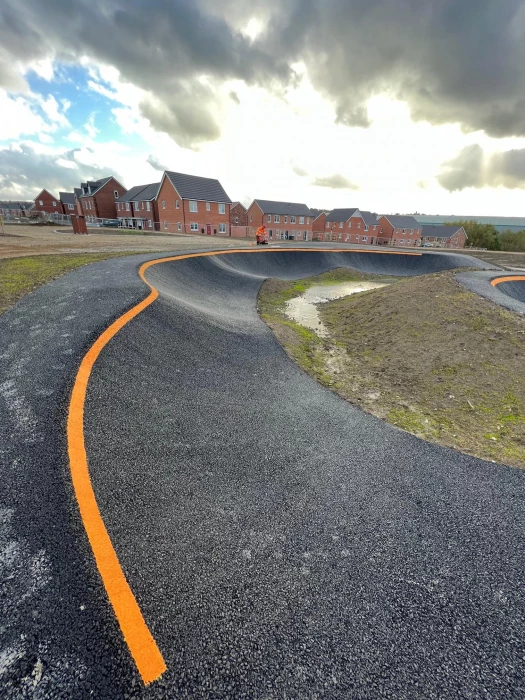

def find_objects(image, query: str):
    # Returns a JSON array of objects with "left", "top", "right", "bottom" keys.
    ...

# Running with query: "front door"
[{"left": 206, "top": 224, "right": 211, "bottom": 236}]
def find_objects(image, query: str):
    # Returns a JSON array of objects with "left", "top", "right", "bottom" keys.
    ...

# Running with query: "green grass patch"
[{"left": 0, "top": 252, "right": 144, "bottom": 315}]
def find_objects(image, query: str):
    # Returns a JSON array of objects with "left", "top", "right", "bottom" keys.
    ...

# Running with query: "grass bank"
[
  {"left": 258, "top": 268, "right": 525, "bottom": 468},
  {"left": 0, "top": 252, "right": 142, "bottom": 315}
]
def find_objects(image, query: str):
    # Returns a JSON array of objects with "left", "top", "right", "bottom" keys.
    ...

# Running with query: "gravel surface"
[{"left": 1, "top": 248, "right": 523, "bottom": 698}]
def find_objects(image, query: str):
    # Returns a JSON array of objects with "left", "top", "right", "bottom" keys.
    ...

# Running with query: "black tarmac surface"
[
  {"left": 1, "top": 248, "right": 524, "bottom": 698},
  {"left": 457, "top": 270, "right": 525, "bottom": 316}
]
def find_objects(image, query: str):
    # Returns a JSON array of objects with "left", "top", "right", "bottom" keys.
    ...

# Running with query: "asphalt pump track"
[{"left": 1, "top": 248, "right": 524, "bottom": 698}]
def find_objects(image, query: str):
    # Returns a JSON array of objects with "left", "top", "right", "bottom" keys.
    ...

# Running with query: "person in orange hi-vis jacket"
[{"left": 256, "top": 224, "right": 268, "bottom": 245}]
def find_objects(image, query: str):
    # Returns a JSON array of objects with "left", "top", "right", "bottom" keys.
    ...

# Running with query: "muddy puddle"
[{"left": 285, "top": 281, "right": 388, "bottom": 337}]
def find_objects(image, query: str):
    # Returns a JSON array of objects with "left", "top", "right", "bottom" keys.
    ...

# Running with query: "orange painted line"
[
  {"left": 491, "top": 275, "right": 525, "bottom": 286},
  {"left": 66, "top": 246, "right": 423, "bottom": 685}
]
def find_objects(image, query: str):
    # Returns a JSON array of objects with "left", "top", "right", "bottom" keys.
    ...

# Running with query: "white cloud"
[
  {"left": 40, "top": 94, "right": 70, "bottom": 128},
  {"left": 0, "top": 90, "right": 48, "bottom": 139},
  {"left": 84, "top": 114, "right": 99, "bottom": 139},
  {"left": 26, "top": 58, "right": 55, "bottom": 82}
]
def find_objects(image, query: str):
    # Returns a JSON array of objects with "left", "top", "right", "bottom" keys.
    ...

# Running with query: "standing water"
[{"left": 285, "top": 282, "right": 388, "bottom": 337}]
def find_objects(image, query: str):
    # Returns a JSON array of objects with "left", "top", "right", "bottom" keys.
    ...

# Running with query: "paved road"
[{"left": 1, "top": 248, "right": 524, "bottom": 698}]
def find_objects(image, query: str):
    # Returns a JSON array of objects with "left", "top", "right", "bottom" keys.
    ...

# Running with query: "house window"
[
  {"left": 148, "top": 219, "right": 152, "bottom": 227},
  {"left": 304, "top": 231, "right": 308, "bottom": 240},
  {"left": 357, "top": 222, "right": 361, "bottom": 228},
  {"left": 205, "top": 202, "right": 211, "bottom": 211},
  {"left": 189, "top": 201, "right": 198, "bottom": 212},
  {"left": 177, "top": 222, "right": 181, "bottom": 231},
  {"left": 162, "top": 200, "right": 166, "bottom": 209},
  {"left": 339, "top": 222, "right": 343, "bottom": 228},
  {"left": 274, "top": 215, "right": 280, "bottom": 223},
  {"left": 250, "top": 214, "right": 253, "bottom": 222},
  {"left": 176, "top": 200, "right": 180, "bottom": 209},
  {"left": 52, "top": 201, "right": 56, "bottom": 207},
  {"left": 190, "top": 222, "right": 199, "bottom": 231},
  {"left": 219, "top": 223, "right": 226, "bottom": 233},
  {"left": 299, "top": 216, "right": 304, "bottom": 224},
  {"left": 267, "top": 214, "right": 271, "bottom": 223},
  {"left": 126, "top": 203, "right": 130, "bottom": 211},
  {"left": 164, "top": 221, "right": 167, "bottom": 230},
  {"left": 307, "top": 217, "right": 310, "bottom": 224},
  {"left": 364, "top": 225, "right": 369, "bottom": 231},
  {"left": 290, "top": 216, "right": 296, "bottom": 224},
  {"left": 362, "top": 236, "right": 368, "bottom": 242},
  {"left": 146, "top": 202, "right": 150, "bottom": 211},
  {"left": 275, "top": 229, "right": 280, "bottom": 236},
  {"left": 218, "top": 203, "right": 225, "bottom": 214},
  {"left": 68, "top": 204, "right": 74, "bottom": 210},
  {"left": 235, "top": 217, "right": 239, "bottom": 224},
  {"left": 39, "top": 200, "right": 43, "bottom": 205},
  {"left": 402, "top": 228, "right": 406, "bottom": 233},
  {"left": 269, "top": 229, "right": 273, "bottom": 239},
  {"left": 326, "top": 223, "right": 329, "bottom": 229},
  {"left": 114, "top": 190, "right": 118, "bottom": 198},
  {"left": 284, "top": 216, "right": 288, "bottom": 223}
]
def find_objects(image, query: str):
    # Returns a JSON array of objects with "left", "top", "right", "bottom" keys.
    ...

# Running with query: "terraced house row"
[{"left": 22, "top": 170, "right": 467, "bottom": 248}]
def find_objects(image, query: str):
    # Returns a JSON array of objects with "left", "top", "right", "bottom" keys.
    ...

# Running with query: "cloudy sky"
[{"left": 2, "top": 0, "right": 525, "bottom": 215}]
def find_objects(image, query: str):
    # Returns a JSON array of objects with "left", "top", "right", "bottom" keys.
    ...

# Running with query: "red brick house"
[
  {"left": 33, "top": 189, "right": 60, "bottom": 214},
  {"left": 116, "top": 183, "right": 160, "bottom": 230},
  {"left": 79, "top": 177, "right": 127, "bottom": 223},
  {"left": 246, "top": 200, "right": 313, "bottom": 241},
  {"left": 312, "top": 210, "right": 328, "bottom": 239},
  {"left": 421, "top": 225, "right": 467, "bottom": 249},
  {"left": 321, "top": 209, "right": 380, "bottom": 244},
  {"left": 59, "top": 192, "right": 77, "bottom": 215},
  {"left": 230, "top": 202, "right": 248, "bottom": 226},
  {"left": 156, "top": 171, "right": 232, "bottom": 235},
  {"left": 377, "top": 215, "right": 422, "bottom": 247}
]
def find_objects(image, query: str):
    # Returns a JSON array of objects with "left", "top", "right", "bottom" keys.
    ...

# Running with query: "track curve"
[{"left": 1, "top": 248, "right": 524, "bottom": 698}]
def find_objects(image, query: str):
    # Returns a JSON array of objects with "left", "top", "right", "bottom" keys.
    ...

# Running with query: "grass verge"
[
  {"left": 258, "top": 268, "right": 525, "bottom": 468},
  {"left": 0, "top": 252, "right": 144, "bottom": 315}
]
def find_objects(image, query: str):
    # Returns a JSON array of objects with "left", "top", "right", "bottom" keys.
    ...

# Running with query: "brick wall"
[
  {"left": 377, "top": 217, "right": 422, "bottom": 246},
  {"left": 33, "top": 190, "right": 60, "bottom": 214},
  {"left": 248, "top": 204, "right": 314, "bottom": 241},
  {"left": 230, "top": 202, "right": 248, "bottom": 226},
  {"left": 312, "top": 212, "right": 326, "bottom": 232}
]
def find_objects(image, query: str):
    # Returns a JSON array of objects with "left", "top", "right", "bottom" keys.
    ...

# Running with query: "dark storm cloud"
[
  {"left": 0, "top": 145, "right": 121, "bottom": 198},
  {"left": 2, "top": 0, "right": 525, "bottom": 143},
  {"left": 438, "top": 144, "right": 525, "bottom": 191},
  {"left": 312, "top": 174, "right": 359, "bottom": 190},
  {"left": 146, "top": 155, "right": 169, "bottom": 172}
]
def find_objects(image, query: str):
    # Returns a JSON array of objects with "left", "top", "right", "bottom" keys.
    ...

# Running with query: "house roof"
[
  {"left": 231, "top": 201, "right": 247, "bottom": 211},
  {"left": 0, "top": 201, "right": 33, "bottom": 210},
  {"left": 165, "top": 171, "right": 231, "bottom": 203},
  {"left": 325, "top": 208, "right": 359, "bottom": 222},
  {"left": 253, "top": 199, "right": 311, "bottom": 216},
  {"left": 381, "top": 214, "right": 421, "bottom": 228},
  {"left": 74, "top": 188, "right": 82, "bottom": 199},
  {"left": 422, "top": 224, "right": 465, "bottom": 239},
  {"left": 59, "top": 192, "right": 76, "bottom": 205},
  {"left": 116, "top": 184, "right": 158, "bottom": 203},
  {"left": 360, "top": 211, "right": 379, "bottom": 226},
  {"left": 79, "top": 177, "right": 113, "bottom": 197}
]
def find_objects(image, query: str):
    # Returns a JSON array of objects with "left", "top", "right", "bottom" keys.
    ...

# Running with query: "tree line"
[{"left": 445, "top": 220, "right": 525, "bottom": 251}]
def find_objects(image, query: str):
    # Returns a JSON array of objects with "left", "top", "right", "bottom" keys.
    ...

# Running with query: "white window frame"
[
  {"left": 177, "top": 222, "right": 182, "bottom": 231},
  {"left": 206, "top": 202, "right": 211, "bottom": 211},
  {"left": 304, "top": 231, "right": 308, "bottom": 240},
  {"left": 176, "top": 200, "right": 180, "bottom": 209},
  {"left": 39, "top": 200, "right": 43, "bottom": 206},
  {"left": 164, "top": 221, "right": 167, "bottom": 230},
  {"left": 146, "top": 201, "right": 150, "bottom": 211},
  {"left": 299, "top": 216, "right": 304, "bottom": 224},
  {"left": 189, "top": 200, "right": 198, "bottom": 212},
  {"left": 274, "top": 215, "right": 280, "bottom": 223},
  {"left": 362, "top": 236, "right": 368, "bottom": 242},
  {"left": 162, "top": 200, "right": 166, "bottom": 209},
  {"left": 250, "top": 214, "right": 253, "bottom": 222},
  {"left": 218, "top": 203, "right": 225, "bottom": 214},
  {"left": 219, "top": 223, "right": 226, "bottom": 233},
  {"left": 267, "top": 214, "right": 271, "bottom": 223},
  {"left": 190, "top": 222, "right": 199, "bottom": 231},
  {"left": 284, "top": 216, "right": 288, "bottom": 223},
  {"left": 126, "top": 202, "right": 130, "bottom": 211},
  {"left": 357, "top": 222, "right": 361, "bottom": 228},
  {"left": 364, "top": 224, "right": 369, "bottom": 231},
  {"left": 339, "top": 222, "right": 343, "bottom": 228},
  {"left": 148, "top": 219, "right": 152, "bottom": 227},
  {"left": 68, "top": 204, "right": 74, "bottom": 210},
  {"left": 290, "top": 216, "right": 296, "bottom": 224},
  {"left": 52, "top": 201, "right": 56, "bottom": 207},
  {"left": 114, "top": 190, "right": 119, "bottom": 198}
]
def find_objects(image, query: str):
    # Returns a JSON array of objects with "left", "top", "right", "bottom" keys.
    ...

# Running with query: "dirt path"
[{"left": 0, "top": 225, "right": 253, "bottom": 259}]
